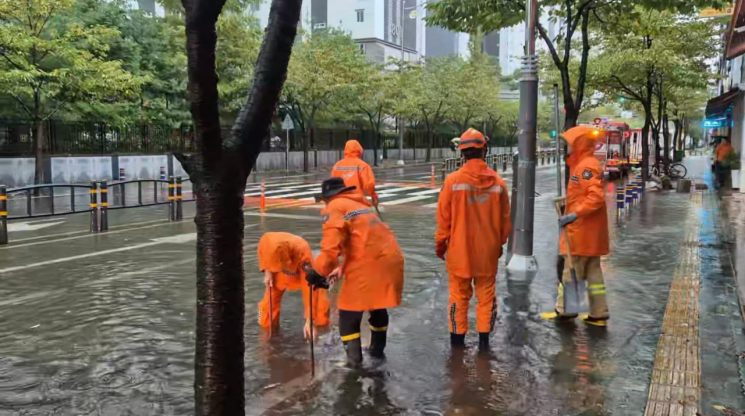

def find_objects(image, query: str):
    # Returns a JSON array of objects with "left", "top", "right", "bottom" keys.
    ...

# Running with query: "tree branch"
[
  {"left": 10, "top": 93, "right": 32, "bottom": 117},
  {"left": 42, "top": 99, "right": 68, "bottom": 121},
  {"left": 574, "top": 7, "right": 592, "bottom": 111},
  {"left": 230, "top": 0, "right": 302, "bottom": 167},
  {"left": 537, "top": 22, "right": 563, "bottom": 71}
]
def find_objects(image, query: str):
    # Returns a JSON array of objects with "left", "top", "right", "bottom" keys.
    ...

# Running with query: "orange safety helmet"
[{"left": 458, "top": 128, "right": 488, "bottom": 150}]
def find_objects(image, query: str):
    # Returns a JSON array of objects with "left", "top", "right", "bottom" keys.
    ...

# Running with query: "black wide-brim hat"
[{"left": 315, "top": 177, "right": 356, "bottom": 202}]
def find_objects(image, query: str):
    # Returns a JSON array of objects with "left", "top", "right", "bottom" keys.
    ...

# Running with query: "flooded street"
[{"left": 0, "top": 157, "right": 743, "bottom": 415}]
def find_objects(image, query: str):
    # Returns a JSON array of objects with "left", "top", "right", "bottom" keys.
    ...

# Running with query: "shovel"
[{"left": 553, "top": 197, "right": 588, "bottom": 315}]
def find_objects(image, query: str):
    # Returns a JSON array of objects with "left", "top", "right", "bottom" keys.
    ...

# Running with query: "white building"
[
  {"left": 253, "top": 0, "right": 424, "bottom": 64},
  {"left": 126, "top": 0, "right": 166, "bottom": 17},
  {"left": 705, "top": 0, "right": 744, "bottom": 192}
]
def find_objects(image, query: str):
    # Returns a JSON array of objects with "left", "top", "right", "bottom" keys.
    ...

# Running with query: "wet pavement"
[{"left": 0, "top": 156, "right": 743, "bottom": 415}]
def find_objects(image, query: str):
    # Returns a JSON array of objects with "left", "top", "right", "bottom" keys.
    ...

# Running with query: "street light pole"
[
  {"left": 507, "top": 0, "right": 539, "bottom": 272},
  {"left": 397, "top": 0, "right": 406, "bottom": 166},
  {"left": 553, "top": 84, "right": 562, "bottom": 197}
]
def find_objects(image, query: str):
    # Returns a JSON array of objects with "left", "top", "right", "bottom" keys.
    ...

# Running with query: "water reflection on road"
[{"left": 1, "top": 160, "right": 741, "bottom": 415}]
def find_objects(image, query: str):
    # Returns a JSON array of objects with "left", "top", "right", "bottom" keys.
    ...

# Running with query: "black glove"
[{"left": 306, "top": 269, "right": 329, "bottom": 290}]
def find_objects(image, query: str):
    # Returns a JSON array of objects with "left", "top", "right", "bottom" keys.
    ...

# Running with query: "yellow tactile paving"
[{"left": 644, "top": 223, "right": 701, "bottom": 416}]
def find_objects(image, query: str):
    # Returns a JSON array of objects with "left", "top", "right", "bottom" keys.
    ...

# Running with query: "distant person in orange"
[
  {"left": 257, "top": 232, "right": 330, "bottom": 339},
  {"left": 555, "top": 126, "right": 610, "bottom": 326},
  {"left": 435, "top": 128, "right": 511, "bottom": 350},
  {"left": 312, "top": 177, "right": 404, "bottom": 366},
  {"left": 715, "top": 137, "right": 735, "bottom": 189},
  {"left": 331, "top": 140, "right": 378, "bottom": 206}
]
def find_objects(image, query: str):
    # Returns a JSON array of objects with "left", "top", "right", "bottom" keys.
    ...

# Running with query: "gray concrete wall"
[
  {"left": 3, "top": 147, "right": 514, "bottom": 187},
  {"left": 51, "top": 157, "right": 112, "bottom": 184},
  {"left": 0, "top": 158, "right": 34, "bottom": 188},
  {"left": 118, "top": 155, "right": 169, "bottom": 180}
]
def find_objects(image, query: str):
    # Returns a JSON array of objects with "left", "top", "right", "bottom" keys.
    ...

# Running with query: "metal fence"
[
  {"left": 0, "top": 120, "right": 463, "bottom": 157},
  {"left": 0, "top": 176, "right": 195, "bottom": 244}
]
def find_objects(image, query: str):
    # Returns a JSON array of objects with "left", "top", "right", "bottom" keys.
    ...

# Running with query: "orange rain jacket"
[
  {"left": 257, "top": 232, "right": 327, "bottom": 321},
  {"left": 435, "top": 159, "right": 511, "bottom": 278},
  {"left": 560, "top": 128, "right": 610, "bottom": 257},
  {"left": 315, "top": 192, "right": 404, "bottom": 311},
  {"left": 716, "top": 141, "right": 734, "bottom": 162},
  {"left": 331, "top": 140, "right": 378, "bottom": 204}
]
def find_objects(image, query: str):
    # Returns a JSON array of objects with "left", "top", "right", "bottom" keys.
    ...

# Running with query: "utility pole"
[
  {"left": 553, "top": 84, "right": 562, "bottom": 197},
  {"left": 507, "top": 0, "right": 538, "bottom": 272},
  {"left": 397, "top": 0, "right": 406, "bottom": 166}
]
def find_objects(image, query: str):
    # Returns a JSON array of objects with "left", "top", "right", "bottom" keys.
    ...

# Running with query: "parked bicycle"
[{"left": 651, "top": 162, "right": 687, "bottom": 180}]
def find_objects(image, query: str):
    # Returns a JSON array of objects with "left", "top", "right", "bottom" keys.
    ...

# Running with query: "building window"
[{"left": 356, "top": 9, "right": 364, "bottom": 22}]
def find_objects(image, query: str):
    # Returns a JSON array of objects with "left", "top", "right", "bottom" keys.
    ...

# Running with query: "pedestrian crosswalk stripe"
[
  {"left": 267, "top": 189, "right": 322, "bottom": 199},
  {"left": 383, "top": 195, "right": 437, "bottom": 206}
]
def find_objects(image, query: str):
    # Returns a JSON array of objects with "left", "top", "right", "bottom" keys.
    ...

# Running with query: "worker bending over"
[
  {"left": 556, "top": 126, "right": 610, "bottom": 326},
  {"left": 257, "top": 232, "right": 330, "bottom": 339},
  {"left": 311, "top": 177, "right": 405, "bottom": 366},
  {"left": 435, "top": 128, "right": 511, "bottom": 350},
  {"left": 331, "top": 140, "right": 379, "bottom": 206}
]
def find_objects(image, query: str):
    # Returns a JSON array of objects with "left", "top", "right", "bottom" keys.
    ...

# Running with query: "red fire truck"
[{"left": 584, "top": 119, "right": 632, "bottom": 179}]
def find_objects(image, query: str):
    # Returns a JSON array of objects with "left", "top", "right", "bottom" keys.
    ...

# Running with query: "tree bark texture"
[
  {"left": 180, "top": 0, "right": 302, "bottom": 415},
  {"left": 662, "top": 103, "right": 670, "bottom": 169}
]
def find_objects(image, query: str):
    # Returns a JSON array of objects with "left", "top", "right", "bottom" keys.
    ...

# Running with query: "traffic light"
[
  {"left": 618, "top": 97, "right": 626, "bottom": 103},
  {"left": 551, "top": 130, "right": 557, "bottom": 137}
]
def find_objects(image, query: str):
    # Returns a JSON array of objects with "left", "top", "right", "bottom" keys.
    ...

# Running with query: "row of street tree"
[
  {"left": 427, "top": 0, "right": 725, "bottom": 176},
  {"left": 1, "top": 0, "right": 544, "bottom": 179}
]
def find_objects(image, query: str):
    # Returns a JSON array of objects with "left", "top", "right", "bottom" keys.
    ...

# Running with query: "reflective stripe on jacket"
[
  {"left": 331, "top": 140, "right": 376, "bottom": 204},
  {"left": 435, "top": 159, "right": 511, "bottom": 278},
  {"left": 315, "top": 193, "right": 404, "bottom": 311},
  {"left": 560, "top": 137, "right": 610, "bottom": 257}
]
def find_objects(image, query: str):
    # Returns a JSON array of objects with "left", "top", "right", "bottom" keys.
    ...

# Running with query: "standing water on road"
[{"left": 0, "top": 159, "right": 742, "bottom": 415}]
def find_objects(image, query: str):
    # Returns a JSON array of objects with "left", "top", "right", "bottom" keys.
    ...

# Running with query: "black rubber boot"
[
  {"left": 344, "top": 338, "right": 363, "bottom": 368},
  {"left": 369, "top": 330, "right": 387, "bottom": 358},
  {"left": 478, "top": 332, "right": 490, "bottom": 351},
  {"left": 450, "top": 333, "right": 465, "bottom": 348},
  {"left": 555, "top": 309, "right": 578, "bottom": 321}
]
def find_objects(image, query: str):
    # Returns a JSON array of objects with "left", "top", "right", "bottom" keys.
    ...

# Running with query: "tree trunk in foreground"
[{"left": 179, "top": 0, "right": 302, "bottom": 415}]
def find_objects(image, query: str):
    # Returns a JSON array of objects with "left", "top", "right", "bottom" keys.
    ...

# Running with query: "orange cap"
[{"left": 459, "top": 128, "right": 487, "bottom": 150}]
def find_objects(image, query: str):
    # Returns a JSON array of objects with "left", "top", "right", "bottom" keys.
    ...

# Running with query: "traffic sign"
[{"left": 282, "top": 114, "right": 294, "bottom": 130}]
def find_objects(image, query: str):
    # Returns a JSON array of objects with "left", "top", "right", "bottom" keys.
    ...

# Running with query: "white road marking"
[
  {"left": 382, "top": 195, "right": 437, "bottom": 205},
  {"left": 8, "top": 221, "right": 65, "bottom": 233},
  {"left": 407, "top": 189, "right": 441, "bottom": 196},
  {"left": 266, "top": 189, "right": 321, "bottom": 199},
  {"left": 245, "top": 211, "right": 318, "bottom": 220},
  {"left": 423, "top": 202, "right": 439, "bottom": 208},
  {"left": 244, "top": 187, "right": 302, "bottom": 197},
  {"left": 0, "top": 233, "right": 197, "bottom": 274}
]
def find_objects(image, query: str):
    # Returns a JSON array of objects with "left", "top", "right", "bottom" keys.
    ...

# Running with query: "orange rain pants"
[
  {"left": 257, "top": 276, "right": 330, "bottom": 328},
  {"left": 256, "top": 232, "right": 330, "bottom": 328},
  {"left": 448, "top": 274, "right": 497, "bottom": 335}
]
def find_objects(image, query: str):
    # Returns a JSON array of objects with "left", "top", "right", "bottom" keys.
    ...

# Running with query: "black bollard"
[
  {"left": 90, "top": 182, "right": 99, "bottom": 233},
  {"left": 100, "top": 181, "right": 109, "bottom": 232},
  {"left": 0, "top": 186, "right": 7, "bottom": 245},
  {"left": 176, "top": 176, "right": 183, "bottom": 221}
]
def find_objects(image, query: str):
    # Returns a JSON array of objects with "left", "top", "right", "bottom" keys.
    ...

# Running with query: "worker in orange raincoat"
[
  {"left": 714, "top": 137, "right": 735, "bottom": 189},
  {"left": 435, "top": 128, "right": 511, "bottom": 350},
  {"left": 257, "top": 232, "right": 330, "bottom": 338},
  {"left": 311, "top": 177, "right": 404, "bottom": 366},
  {"left": 555, "top": 125, "right": 610, "bottom": 326},
  {"left": 331, "top": 140, "right": 379, "bottom": 206}
]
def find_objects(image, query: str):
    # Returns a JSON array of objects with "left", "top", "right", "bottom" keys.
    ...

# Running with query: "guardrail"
[
  {"left": 0, "top": 176, "right": 194, "bottom": 245},
  {"left": 442, "top": 150, "right": 559, "bottom": 179}
]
